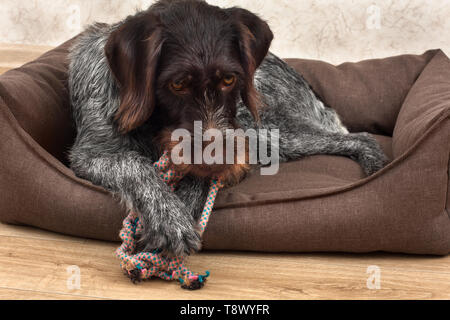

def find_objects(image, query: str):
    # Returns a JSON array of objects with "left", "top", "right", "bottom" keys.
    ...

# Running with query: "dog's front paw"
[
  {"left": 139, "top": 219, "right": 202, "bottom": 257},
  {"left": 164, "top": 224, "right": 203, "bottom": 257},
  {"left": 353, "top": 133, "right": 389, "bottom": 176}
]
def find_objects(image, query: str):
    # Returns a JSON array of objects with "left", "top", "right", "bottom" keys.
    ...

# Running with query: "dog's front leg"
[
  {"left": 174, "top": 175, "right": 211, "bottom": 223},
  {"left": 70, "top": 151, "right": 201, "bottom": 257}
]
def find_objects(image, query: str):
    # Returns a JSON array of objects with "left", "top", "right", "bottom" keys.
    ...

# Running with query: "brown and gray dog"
[{"left": 68, "top": 0, "right": 387, "bottom": 258}]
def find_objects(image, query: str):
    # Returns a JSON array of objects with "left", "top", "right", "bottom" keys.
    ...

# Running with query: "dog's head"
[{"left": 105, "top": 0, "right": 273, "bottom": 183}]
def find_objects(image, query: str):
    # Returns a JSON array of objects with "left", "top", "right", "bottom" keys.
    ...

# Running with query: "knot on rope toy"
[{"left": 116, "top": 150, "right": 223, "bottom": 290}]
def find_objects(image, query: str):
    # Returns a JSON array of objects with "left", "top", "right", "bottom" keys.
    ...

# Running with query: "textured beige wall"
[{"left": 1, "top": 0, "right": 449, "bottom": 64}]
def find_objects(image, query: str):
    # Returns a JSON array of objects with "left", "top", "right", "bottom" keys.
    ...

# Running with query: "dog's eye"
[
  {"left": 170, "top": 80, "right": 186, "bottom": 92},
  {"left": 222, "top": 75, "right": 236, "bottom": 87}
]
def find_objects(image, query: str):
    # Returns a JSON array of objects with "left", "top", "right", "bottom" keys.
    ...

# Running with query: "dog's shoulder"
[
  {"left": 257, "top": 52, "right": 308, "bottom": 85},
  {"left": 255, "top": 52, "right": 315, "bottom": 103},
  {"left": 68, "top": 22, "right": 121, "bottom": 123},
  {"left": 68, "top": 22, "right": 112, "bottom": 73},
  {"left": 68, "top": 22, "right": 119, "bottom": 96}
]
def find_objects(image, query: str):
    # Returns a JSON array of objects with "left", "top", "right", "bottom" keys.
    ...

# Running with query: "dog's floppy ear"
[
  {"left": 228, "top": 8, "right": 274, "bottom": 122},
  {"left": 105, "top": 13, "right": 164, "bottom": 134}
]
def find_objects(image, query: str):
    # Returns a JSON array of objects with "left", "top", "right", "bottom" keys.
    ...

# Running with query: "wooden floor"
[
  {"left": 0, "top": 222, "right": 449, "bottom": 300},
  {"left": 0, "top": 43, "right": 449, "bottom": 300}
]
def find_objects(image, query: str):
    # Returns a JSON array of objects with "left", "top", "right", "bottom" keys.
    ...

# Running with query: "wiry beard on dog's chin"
[
  {"left": 154, "top": 128, "right": 251, "bottom": 187},
  {"left": 181, "top": 163, "right": 250, "bottom": 187}
]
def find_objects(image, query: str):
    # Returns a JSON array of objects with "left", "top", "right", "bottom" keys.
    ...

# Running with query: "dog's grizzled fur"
[{"left": 68, "top": 0, "right": 387, "bottom": 257}]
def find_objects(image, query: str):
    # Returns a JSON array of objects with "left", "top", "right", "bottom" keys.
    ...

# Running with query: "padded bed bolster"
[
  {"left": 393, "top": 50, "right": 450, "bottom": 156},
  {"left": 285, "top": 50, "right": 439, "bottom": 136}
]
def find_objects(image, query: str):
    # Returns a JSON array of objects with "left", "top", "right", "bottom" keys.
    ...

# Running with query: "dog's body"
[{"left": 69, "top": 0, "right": 387, "bottom": 257}]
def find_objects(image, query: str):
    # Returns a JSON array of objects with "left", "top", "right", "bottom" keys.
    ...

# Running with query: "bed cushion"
[{"left": 0, "top": 39, "right": 448, "bottom": 255}]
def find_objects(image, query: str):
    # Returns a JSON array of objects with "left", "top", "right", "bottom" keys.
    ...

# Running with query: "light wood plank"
[
  {"left": 0, "top": 43, "right": 53, "bottom": 69},
  {"left": 0, "top": 235, "right": 449, "bottom": 300},
  {"left": 0, "top": 66, "right": 10, "bottom": 75},
  {"left": 0, "top": 223, "right": 86, "bottom": 244},
  {"left": 226, "top": 251, "right": 450, "bottom": 275},
  {"left": 0, "top": 287, "right": 104, "bottom": 300}
]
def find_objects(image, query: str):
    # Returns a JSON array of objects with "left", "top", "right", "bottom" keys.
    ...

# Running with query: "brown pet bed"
[{"left": 0, "top": 38, "right": 449, "bottom": 255}]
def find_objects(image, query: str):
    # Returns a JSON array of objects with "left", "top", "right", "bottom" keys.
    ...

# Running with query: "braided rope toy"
[{"left": 116, "top": 151, "right": 223, "bottom": 290}]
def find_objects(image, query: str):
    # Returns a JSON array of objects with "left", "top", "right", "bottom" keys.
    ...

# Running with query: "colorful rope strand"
[{"left": 116, "top": 151, "right": 223, "bottom": 290}]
